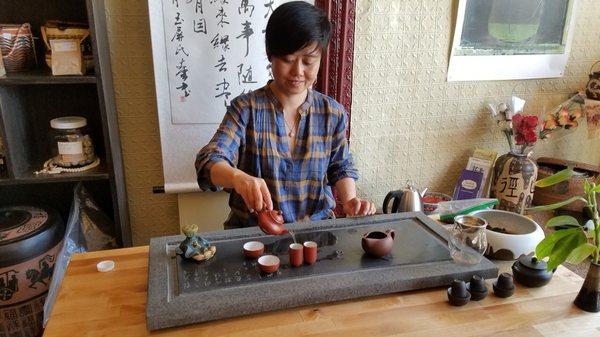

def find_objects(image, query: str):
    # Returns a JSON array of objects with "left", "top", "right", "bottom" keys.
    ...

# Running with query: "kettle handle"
[{"left": 383, "top": 191, "right": 403, "bottom": 214}]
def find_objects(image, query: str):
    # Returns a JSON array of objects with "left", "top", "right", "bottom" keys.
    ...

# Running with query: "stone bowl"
[{"left": 470, "top": 209, "right": 545, "bottom": 260}]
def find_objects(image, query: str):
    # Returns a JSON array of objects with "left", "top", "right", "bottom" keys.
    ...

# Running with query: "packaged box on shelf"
[
  {"left": 466, "top": 149, "right": 497, "bottom": 197},
  {"left": 453, "top": 169, "right": 484, "bottom": 200},
  {"left": 49, "top": 39, "right": 84, "bottom": 76}
]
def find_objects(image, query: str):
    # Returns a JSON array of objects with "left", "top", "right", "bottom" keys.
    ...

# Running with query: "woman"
[{"left": 196, "top": 1, "right": 375, "bottom": 229}]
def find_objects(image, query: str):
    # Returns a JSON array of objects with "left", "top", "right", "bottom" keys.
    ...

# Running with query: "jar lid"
[
  {"left": 0, "top": 205, "right": 64, "bottom": 268},
  {"left": 50, "top": 116, "right": 87, "bottom": 129}
]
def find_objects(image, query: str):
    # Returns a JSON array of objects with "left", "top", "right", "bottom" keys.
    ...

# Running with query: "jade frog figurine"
[{"left": 178, "top": 224, "right": 216, "bottom": 262}]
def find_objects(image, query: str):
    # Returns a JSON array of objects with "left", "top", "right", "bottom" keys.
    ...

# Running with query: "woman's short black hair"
[{"left": 265, "top": 1, "right": 331, "bottom": 58}]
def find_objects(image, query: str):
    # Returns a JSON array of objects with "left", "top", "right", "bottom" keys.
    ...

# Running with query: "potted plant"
[{"left": 529, "top": 167, "right": 600, "bottom": 312}]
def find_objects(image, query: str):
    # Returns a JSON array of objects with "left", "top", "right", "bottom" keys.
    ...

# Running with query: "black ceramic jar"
[
  {"left": 512, "top": 254, "right": 555, "bottom": 287},
  {"left": 0, "top": 205, "right": 64, "bottom": 337}
]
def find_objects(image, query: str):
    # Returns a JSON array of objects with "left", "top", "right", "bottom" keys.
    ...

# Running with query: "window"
[{"left": 448, "top": 0, "right": 577, "bottom": 81}]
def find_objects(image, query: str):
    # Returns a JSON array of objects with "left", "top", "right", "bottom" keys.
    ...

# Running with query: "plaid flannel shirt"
[{"left": 195, "top": 82, "right": 358, "bottom": 228}]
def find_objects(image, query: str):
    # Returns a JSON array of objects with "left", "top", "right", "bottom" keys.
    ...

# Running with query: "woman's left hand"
[{"left": 342, "top": 197, "right": 376, "bottom": 217}]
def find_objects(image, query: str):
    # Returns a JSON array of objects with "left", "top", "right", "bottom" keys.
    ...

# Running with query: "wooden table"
[{"left": 43, "top": 246, "right": 600, "bottom": 337}]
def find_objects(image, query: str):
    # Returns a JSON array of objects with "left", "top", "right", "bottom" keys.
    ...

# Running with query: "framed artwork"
[{"left": 448, "top": 0, "right": 578, "bottom": 81}]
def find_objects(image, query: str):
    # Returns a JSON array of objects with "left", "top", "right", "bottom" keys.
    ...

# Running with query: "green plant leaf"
[
  {"left": 593, "top": 184, "right": 600, "bottom": 193},
  {"left": 546, "top": 215, "right": 580, "bottom": 228},
  {"left": 566, "top": 243, "right": 596, "bottom": 264},
  {"left": 546, "top": 231, "right": 586, "bottom": 271},
  {"left": 535, "top": 168, "right": 574, "bottom": 188},
  {"left": 528, "top": 196, "right": 588, "bottom": 212},
  {"left": 584, "top": 180, "right": 592, "bottom": 195},
  {"left": 535, "top": 228, "right": 581, "bottom": 259}
]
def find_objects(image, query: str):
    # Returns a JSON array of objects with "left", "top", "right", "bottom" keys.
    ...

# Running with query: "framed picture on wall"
[{"left": 447, "top": 0, "right": 578, "bottom": 81}]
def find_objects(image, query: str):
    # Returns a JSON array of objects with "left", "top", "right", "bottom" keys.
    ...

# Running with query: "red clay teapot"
[
  {"left": 361, "top": 229, "right": 395, "bottom": 258},
  {"left": 256, "top": 209, "right": 288, "bottom": 235}
]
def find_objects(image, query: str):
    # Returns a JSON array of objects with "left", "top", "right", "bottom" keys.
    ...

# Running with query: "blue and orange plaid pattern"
[{"left": 195, "top": 82, "right": 358, "bottom": 228}]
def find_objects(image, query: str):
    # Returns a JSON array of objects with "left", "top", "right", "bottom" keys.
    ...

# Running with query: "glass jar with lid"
[{"left": 50, "top": 116, "right": 96, "bottom": 167}]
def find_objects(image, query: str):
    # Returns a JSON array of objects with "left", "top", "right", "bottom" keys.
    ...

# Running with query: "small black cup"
[
  {"left": 467, "top": 275, "right": 488, "bottom": 301},
  {"left": 448, "top": 279, "right": 471, "bottom": 306},
  {"left": 493, "top": 273, "right": 515, "bottom": 298}
]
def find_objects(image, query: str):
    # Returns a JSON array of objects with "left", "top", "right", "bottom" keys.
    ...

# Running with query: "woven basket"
[
  {"left": 0, "top": 23, "right": 36, "bottom": 72},
  {"left": 41, "top": 21, "right": 93, "bottom": 72},
  {"left": 533, "top": 157, "right": 600, "bottom": 212}
]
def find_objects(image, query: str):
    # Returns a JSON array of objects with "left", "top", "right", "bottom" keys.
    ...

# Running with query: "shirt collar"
[{"left": 264, "top": 80, "right": 313, "bottom": 115}]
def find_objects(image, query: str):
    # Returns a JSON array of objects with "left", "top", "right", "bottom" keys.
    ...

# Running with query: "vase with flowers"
[
  {"left": 488, "top": 98, "right": 539, "bottom": 214},
  {"left": 487, "top": 93, "right": 586, "bottom": 214}
]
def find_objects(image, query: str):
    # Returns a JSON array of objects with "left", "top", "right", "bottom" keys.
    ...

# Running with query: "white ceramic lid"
[
  {"left": 50, "top": 116, "right": 87, "bottom": 129},
  {"left": 96, "top": 260, "right": 115, "bottom": 272}
]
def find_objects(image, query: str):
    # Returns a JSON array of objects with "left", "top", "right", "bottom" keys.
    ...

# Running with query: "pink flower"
[
  {"left": 523, "top": 115, "right": 538, "bottom": 128},
  {"left": 512, "top": 113, "right": 539, "bottom": 146},
  {"left": 524, "top": 129, "right": 537, "bottom": 143}
]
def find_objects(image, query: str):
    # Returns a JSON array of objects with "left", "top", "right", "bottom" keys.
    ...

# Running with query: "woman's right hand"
[{"left": 232, "top": 171, "right": 273, "bottom": 213}]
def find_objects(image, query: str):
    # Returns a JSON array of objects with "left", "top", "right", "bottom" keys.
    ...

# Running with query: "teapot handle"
[
  {"left": 386, "top": 229, "right": 396, "bottom": 240},
  {"left": 383, "top": 191, "right": 402, "bottom": 214}
]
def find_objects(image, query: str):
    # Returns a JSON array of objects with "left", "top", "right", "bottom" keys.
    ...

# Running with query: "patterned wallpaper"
[
  {"left": 105, "top": 0, "right": 600, "bottom": 245},
  {"left": 105, "top": 0, "right": 180, "bottom": 245},
  {"left": 351, "top": 0, "right": 600, "bottom": 207}
]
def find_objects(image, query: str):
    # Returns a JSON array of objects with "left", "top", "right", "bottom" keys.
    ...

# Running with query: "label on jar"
[{"left": 57, "top": 141, "right": 83, "bottom": 155}]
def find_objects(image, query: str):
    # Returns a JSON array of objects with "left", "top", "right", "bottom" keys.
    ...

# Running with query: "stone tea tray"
[{"left": 146, "top": 212, "right": 498, "bottom": 330}]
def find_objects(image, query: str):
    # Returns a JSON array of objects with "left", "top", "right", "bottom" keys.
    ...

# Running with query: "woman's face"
[{"left": 270, "top": 42, "right": 321, "bottom": 98}]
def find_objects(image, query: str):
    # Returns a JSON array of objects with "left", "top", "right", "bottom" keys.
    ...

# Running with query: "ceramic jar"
[
  {"left": 0, "top": 205, "right": 64, "bottom": 337},
  {"left": 50, "top": 116, "right": 96, "bottom": 168},
  {"left": 490, "top": 150, "right": 538, "bottom": 214}
]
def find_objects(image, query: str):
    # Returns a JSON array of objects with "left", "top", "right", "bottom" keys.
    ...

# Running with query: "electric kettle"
[{"left": 383, "top": 181, "right": 427, "bottom": 213}]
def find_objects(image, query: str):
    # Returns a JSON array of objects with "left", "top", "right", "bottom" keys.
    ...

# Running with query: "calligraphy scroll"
[
  {"left": 164, "top": 0, "right": 279, "bottom": 124},
  {"left": 149, "top": 0, "right": 313, "bottom": 192}
]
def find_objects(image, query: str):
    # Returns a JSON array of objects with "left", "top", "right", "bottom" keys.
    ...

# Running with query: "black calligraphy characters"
[{"left": 236, "top": 21, "right": 254, "bottom": 57}]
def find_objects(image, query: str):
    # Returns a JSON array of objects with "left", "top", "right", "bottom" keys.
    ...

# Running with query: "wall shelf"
[
  {"left": 0, "top": 67, "right": 97, "bottom": 85},
  {"left": 0, "top": 0, "right": 131, "bottom": 246}
]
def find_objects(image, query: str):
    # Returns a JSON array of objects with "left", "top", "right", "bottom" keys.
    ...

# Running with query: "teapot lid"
[
  {"left": 517, "top": 254, "right": 548, "bottom": 271},
  {"left": 404, "top": 180, "right": 418, "bottom": 191}
]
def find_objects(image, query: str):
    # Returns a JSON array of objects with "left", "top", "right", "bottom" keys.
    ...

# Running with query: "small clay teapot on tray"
[
  {"left": 256, "top": 209, "right": 288, "bottom": 235},
  {"left": 361, "top": 229, "right": 395, "bottom": 258}
]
